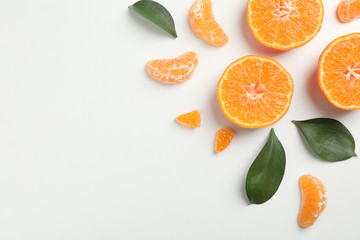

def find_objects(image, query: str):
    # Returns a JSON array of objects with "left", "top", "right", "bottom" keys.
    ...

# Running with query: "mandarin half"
[
  {"left": 247, "top": 0, "right": 324, "bottom": 50},
  {"left": 217, "top": 56, "right": 293, "bottom": 128},
  {"left": 318, "top": 33, "right": 360, "bottom": 110}
]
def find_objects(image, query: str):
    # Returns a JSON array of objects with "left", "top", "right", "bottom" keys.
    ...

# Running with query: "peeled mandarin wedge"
[
  {"left": 338, "top": 0, "right": 360, "bottom": 23},
  {"left": 217, "top": 55, "right": 293, "bottom": 128},
  {"left": 247, "top": 0, "right": 324, "bottom": 50},
  {"left": 298, "top": 175, "right": 327, "bottom": 228},
  {"left": 146, "top": 51, "right": 199, "bottom": 84},
  {"left": 189, "top": 0, "right": 228, "bottom": 46},
  {"left": 318, "top": 33, "right": 360, "bottom": 110},
  {"left": 176, "top": 110, "right": 201, "bottom": 128},
  {"left": 214, "top": 128, "right": 234, "bottom": 153}
]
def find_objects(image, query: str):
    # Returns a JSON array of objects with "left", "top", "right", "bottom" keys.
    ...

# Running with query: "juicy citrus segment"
[
  {"left": 189, "top": 0, "right": 228, "bottom": 46},
  {"left": 247, "top": 0, "right": 324, "bottom": 50},
  {"left": 176, "top": 110, "right": 201, "bottom": 128},
  {"left": 337, "top": 0, "right": 360, "bottom": 23},
  {"left": 298, "top": 175, "right": 327, "bottom": 228},
  {"left": 318, "top": 33, "right": 360, "bottom": 110},
  {"left": 217, "top": 56, "right": 293, "bottom": 128},
  {"left": 146, "top": 52, "right": 199, "bottom": 84},
  {"left": 214, "top": 128, "right": 234, "bottom": 152}
]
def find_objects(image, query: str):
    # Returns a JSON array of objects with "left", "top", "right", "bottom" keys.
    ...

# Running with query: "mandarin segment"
[
  {"left": 298, "top": 175, "right": 327, "bottom": 228},
  {"left": 176, "top": 110, "right": 201, "bottom": 128},
  {"left": 338, "top": 0, "right": 360, "bottom": 23},
  {"left": 353, "top": 80, "right": 360, "bottom": 105},
  {"left": 263, "top": 71, "right": 291, "bottom": 95},
  {"left": 146, "top": 51, "right": 199, "bottom": 84},
  {"left": 189, "top": 0, "right": 228, "bottom": 46},
  {"left": 262, "top": 92, "right": 289, "bottom": 114},
  {"left": 318, "top": 33, "right": 360, "bottom": 110},
  {"left": 247, "top": 0, "right": 324, "bottom": 50},
  {"left": 214, "top": 128, "right": 234, "bottom": 152},
  {"left": 217, "top": 56, "right": 293, "bottom": 128},
  {"left": 220, "top": 80, "right": 248, "bottom": 102},
  {"left": 256, "top": 98, "right": 277, "bottom": 122}
]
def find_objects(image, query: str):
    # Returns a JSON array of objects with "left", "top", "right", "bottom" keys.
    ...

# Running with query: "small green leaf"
[
  {"left": 246, "top": 129, "right": 286, "bottom": 205},
  {"left": 292, "top": 118, "right": 357, "bottom": 162},
  {"left": 129, "top": 0, "right": 177, "bottom": 38}
]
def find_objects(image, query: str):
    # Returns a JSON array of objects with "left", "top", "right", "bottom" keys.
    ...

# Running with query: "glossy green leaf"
[
  {"left": 129, "top": 0, "right": 177, "bottom": 38},
  {"left": 292, "top": 118, "right": 357, "bottom": 162},
  {"left": 246, "top": 129, "right": 286, "bottom": 205}
]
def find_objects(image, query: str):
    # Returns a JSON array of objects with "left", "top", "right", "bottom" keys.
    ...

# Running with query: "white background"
[{"left": 0, "top": 0, "right": 359, "bottom": 239}]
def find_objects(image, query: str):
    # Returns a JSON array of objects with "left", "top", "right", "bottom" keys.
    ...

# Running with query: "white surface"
[{"left": 0, "top": 0, "right": 360, "bottom": 239}]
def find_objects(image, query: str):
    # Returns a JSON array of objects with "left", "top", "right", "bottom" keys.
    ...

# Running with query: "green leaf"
[
  {"left": 129, "top": 0, "right": 177, "bottom": 38},
  {"left": 292, "top": 118, "right": 357, "bottom": 162},
  {"left": 246, "top": 129, "right": 286, "bottom": 205}
]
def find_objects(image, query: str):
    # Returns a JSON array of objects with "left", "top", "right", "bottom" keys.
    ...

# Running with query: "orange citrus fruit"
[
  {"left": 337, "top": 0, "right": 360, "bottom": 23},
  {"left": 247, "top": 0, "right": 324, "bottom": 50},
  {"left": 176, "top": 110, "right": 201, "bottom": 128},
  {"left": 214, "top": 128, "right": 234, "bottom": 152},
  {"left": 217, "top": 55, "right": 293, "bottom": 128},
  {"left": 146, "top": 51, "right": 199, "bottom": 84},
  {"left": 318, "top": 33, "right": 360, "bottom": 110},
  {"left": 189, "top": 0, "right": 228, "bottom": 46},
  {"left": 298, "top": 175, "right": 327, "bottom": 228}
]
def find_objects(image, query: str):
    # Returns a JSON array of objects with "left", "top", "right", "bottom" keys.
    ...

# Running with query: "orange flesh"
[
  {"left": 176, "top": 110, "right": 201, "bottom": 128},
  {"left": 217, "top": 55, "right": 293, "bottom": 128},
  {"left": 189, "top": 0, "right": 228, "bottom": 46},
  {"left": 247, "top": 0, "right": 324, "bottom": 50},
  {"left": 318, "top": 33, "right": 360, "bottom": 110},
  {"left": 146, "top": 52, "right": 199, "bottom": 84},
  {"left": 298, "top": 175, "right": 327, "bottom": 228},
  {"left": 214, "top": 128, "right": 234, "bottom": 152},
  {"left": 338, "top": 0, "right": 360, "bottom": 23}
]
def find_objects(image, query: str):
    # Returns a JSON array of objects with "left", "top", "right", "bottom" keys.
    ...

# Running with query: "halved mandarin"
[
  {"left": 189, "top": 0, "right": 228, "bottom": 46},
  {"left": 318, "top": 33, "right": 360, "bottom": 110},
  {"left": 247, "top": 0, "right": 324, "bottom": 50},
  {"left": 146, "top": 51, "right": 199, "bottom": 84},
  {"left": 337, "top": 0, "right": 360, "bottom": 23},
  {"left": 176, "top": 110, "right": 201, "bottom": 128},
  {"left": 214, "top": 128, "right": 234, "bottom": 152},
  {"left": 217, "top": 55, "right": 293, "bottom": 128},
  {"left": 298, "top": 175, "right": 327, "bottom": 228}
]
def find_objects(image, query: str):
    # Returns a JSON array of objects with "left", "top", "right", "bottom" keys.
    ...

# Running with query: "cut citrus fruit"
[
  {"left": 214, "top": 128, "right": 234, "bottom": 152},
  {"left": 176, "top": 110, "right": 201, "bottom": 128},
  {"left": 298, "top": 175, "right": 327, "bottom": 228},
  {"left": 217, "top": 55, "right": 293, "bottom": 128},
  {"left": 247, "top": 0, "right": 324, "bottom": 50},
  {"left": 318, "top": 33, "right": 360, "bottom": 110},
  {"left": 189, "top": 0, "right": 228, "bottom": 46},
  {"left": 337, "top": 0, "right": 360, "bottom": 23},
  {"left": 146, "top": 51, "right": 199, "bottom": 84}
]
